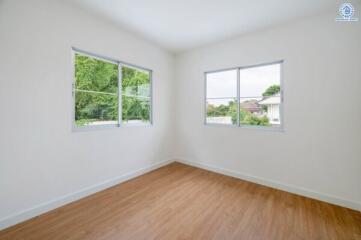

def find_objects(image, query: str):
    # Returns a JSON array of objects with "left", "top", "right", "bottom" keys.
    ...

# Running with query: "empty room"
[{"left": 0, "top": 0, "right": 360, "bottom": 239}]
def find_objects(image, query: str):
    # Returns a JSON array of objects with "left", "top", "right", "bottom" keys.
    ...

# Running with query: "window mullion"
[
  {"left": 150, "top": 70, "right": 153, "bottom": 125},
  {"left": 237, "top": 68, "right": 240, "bottom": 127},
  {"left": 204, "top": 73, "right": 207, "bottom": 125},
  {"left": 118, "top": 63, "right": 122, "bottom": 127}
]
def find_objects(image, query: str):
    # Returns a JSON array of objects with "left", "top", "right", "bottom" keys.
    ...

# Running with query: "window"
[
  {"left": 205, "top": 61, "right": 283, "bottom": 130},
  {"left": 73, "top": 48, "right": 152, "bottom": 130}
]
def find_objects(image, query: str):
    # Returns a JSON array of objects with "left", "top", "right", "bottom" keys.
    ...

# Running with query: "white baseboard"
[
  {"left": 0, "top": 159, "right": 173, "bottom": 230},
  {"left": 176, "top": 158, "right": 361, "bottom": 212}
]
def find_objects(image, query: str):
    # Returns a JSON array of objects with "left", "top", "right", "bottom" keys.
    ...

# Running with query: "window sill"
[
  {"left": 72, "top": 122, "right": 153, "bottom": 132},
  {"left": 204, "top": 123, "right": 284, "bottom": 132}
]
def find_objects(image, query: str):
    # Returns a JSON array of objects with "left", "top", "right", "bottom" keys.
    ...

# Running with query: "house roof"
[
  {"left": 240, "top": 100, "right": 262, "bottom": 112},
  {"left": 258, "top": 93, "right": 281, "bottom": 105}
]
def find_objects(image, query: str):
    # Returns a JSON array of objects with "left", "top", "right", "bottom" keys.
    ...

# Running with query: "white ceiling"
[{"left": 68, "top": 0, "right": 338, "bottom": 53}]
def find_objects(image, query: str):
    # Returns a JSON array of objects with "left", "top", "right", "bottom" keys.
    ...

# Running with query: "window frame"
[
  {"left": 204, "top": 60, "right": 284, "bottom": 131},
  {"left": 71, "top": 47, "right": 153, "bottom": 131}
]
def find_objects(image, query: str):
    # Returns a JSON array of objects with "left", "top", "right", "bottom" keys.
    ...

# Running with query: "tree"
[
  {"left": 74, "top": 54, "right": 150, "bottom": 126},
  {"left": 241, "top": 114, "right": 269, "bottom": 126},
  {"left": 207, "top": 101, "right": 233, "bottom": 117},
  {"left": 121, "top": 66, "right": 150, "bottom": 122},
  {"left": 262, "top": 85, "right": 280, "bottom": 97},
  {"left": 75, "top": 54, "right": 118, "bottom": 125}
]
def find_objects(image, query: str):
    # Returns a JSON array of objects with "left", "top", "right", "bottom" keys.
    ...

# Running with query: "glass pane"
[
  {"left": 206, "top": 98, "right": 237, "bottom": 125},
  {"left": 206, "top": 69, "right": 237, "bottom": 98},
  {"left": 239, "top": 63, "right": 280, "bottom": 98},
  {"left": 75, "top": 91, "right": 118, "bottom": 127},
  {"left": 122, "top": 96, "right": 150, "bottom": 124},
  {"left": 75, "top": 53, "right": 118, "bottom": 94},
  {"left": 239, "top": 63, "right": 281, "bottom": 127},
  {"left": 122, "top": 66, "right": 151, "bottom": 124}
]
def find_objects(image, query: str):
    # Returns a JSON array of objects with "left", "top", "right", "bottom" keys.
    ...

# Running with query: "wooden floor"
[{"left": 0, "top": 163, "right": 360, "bottom": 240}]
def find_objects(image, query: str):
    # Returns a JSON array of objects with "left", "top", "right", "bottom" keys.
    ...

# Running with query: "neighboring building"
[
  {"left": 258, "top": 93, "right": 281, "bottom": 125},
  {"left": 239, "top": 100, "right": 262, "bottom": 113}
]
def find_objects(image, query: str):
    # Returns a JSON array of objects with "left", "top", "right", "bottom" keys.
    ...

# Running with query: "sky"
[{"left": 206, "top": 63, "right": 281, "bottom": 99}]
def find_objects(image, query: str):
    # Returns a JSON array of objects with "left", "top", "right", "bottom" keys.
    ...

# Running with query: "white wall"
[
  {"left": 0, "top": 0, "right": 175, "bottom": 228},
  {"left": 174, "top": 10, "right": 361, "bottom": 210}
]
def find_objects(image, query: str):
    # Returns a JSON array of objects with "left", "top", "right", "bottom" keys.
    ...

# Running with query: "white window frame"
[
  {"left": 71, "top": 47, "right": 153, "bottom": 131},
  {"left": 204, "top": 60, "right": 284, "bottom": 131}
]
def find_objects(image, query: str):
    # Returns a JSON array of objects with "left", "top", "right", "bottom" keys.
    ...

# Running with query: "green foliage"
[
  {"left": 241, "top": 112, "right": 270, "bottom": 126},
  {"left": 122, "top": 67, "right": 150, "bottom": 93},
  {"left": 74, "top": 54, "right": 150, "bottom": 126},
  {"left": 261, "top": 105, "right": 268, "bottom": 112},
  {"left": 262, "top": 85, "right": 280, "bottom": 97},
  {"left": 75, "top": 54, "right": 118, "bottom": 93},
  {"left": 75, "top": 119, "right": 98, "bottom": 126},
  {"left": 122, "top": 67, "right": 150, "bottom": 122},
  {"left": 122, "top": 96, "right": 150, "bottom": 122},
  {"left": 231, "top": 107, "right": 270, "bottom": 126},
  {"left": 208, "top": 100, "right": 270, "bottom": 126},
  {"left": 207, "top": 103, "right": 232, "bottom": 117},
  {"left": 75, "top": 92, "right": 118, "bottom": 123}
]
